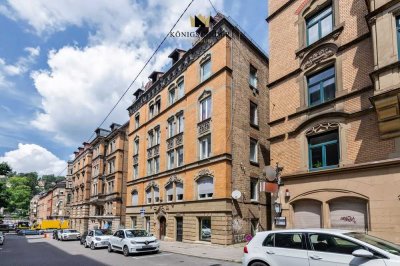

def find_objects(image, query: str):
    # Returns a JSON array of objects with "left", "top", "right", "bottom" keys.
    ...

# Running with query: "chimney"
[
  {"left": 83, "top": 142, "right": 91, "bottom": 149},
  {"left": 133, "top": 88, "right": 144, "bottom": 100},
  {"left": 74, "top": 151, "right": 79, "bottom": 158},
  {"left": 168, "top": 49, "right": 186, "bottom": 65}
]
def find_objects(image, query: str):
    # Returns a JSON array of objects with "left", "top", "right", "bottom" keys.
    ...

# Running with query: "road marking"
[{"left": 132, "top": 253, "right": 173, "bottom": 259}]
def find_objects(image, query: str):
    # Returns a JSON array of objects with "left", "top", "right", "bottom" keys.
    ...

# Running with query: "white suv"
[
  {"left": 243, "top": 229, "right": 400, "bottom": 266},
  {"left": 85, "top": 229, "right": 112, "bottom": 249},
  {"left": 59, "top": 229, "right": 81, "bottom": 241},
  {"left": 108, "top": 229, "right": 160, "bottom": 256}
]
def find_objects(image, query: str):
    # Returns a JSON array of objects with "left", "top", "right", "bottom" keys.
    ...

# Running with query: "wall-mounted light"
[
  {"left": 285, "top": 189, "right": 290, "bottom": 198},
  {"left": 274, "top": 202, "right": 282, "bottom": 216}
]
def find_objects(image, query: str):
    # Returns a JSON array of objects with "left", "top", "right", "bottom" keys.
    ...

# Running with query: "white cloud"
[
  {"left": 0, "top": 46, "right": 40, "bottom": 89},
  {"left": 0, "top": 143, "right": 66, "bottom": 175},
  {"left": 30, "top": 44, "right": 171, "bottom": 145}
]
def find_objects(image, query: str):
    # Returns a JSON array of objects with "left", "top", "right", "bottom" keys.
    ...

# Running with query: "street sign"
[{"left": 140, "top": 208, "right": 145, "bottom": 218}]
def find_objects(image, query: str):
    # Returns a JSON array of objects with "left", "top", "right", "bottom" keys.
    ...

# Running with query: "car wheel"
[
  {"left": 108, "top": 244, "right": 113, "bottom": 253},
  {"left": 250, "top": 261, "right": 268, "bottom": 266},
  {"left": 123, "top": 246, "right": 130, "bottom": 257},
  {"left": 84, "top": 241, "right": 88, "bottom": 248},
  {"left": 90, "top": 242, "right": 95, "bottom": 250}
]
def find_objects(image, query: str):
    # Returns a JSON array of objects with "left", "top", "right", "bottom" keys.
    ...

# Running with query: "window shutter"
[{"left": 198, "top": 177, "right": 213, "bottom": 194}]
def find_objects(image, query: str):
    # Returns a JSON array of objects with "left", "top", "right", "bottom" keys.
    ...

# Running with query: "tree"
[
  {"left": 18, "top": 172, "right": 40, "bottom": 195},
  {"left": 6, "top": 176, "right": 32, "bottom": 215},
  {"left": 41, "top": 174, "right": 65, "bottom": 191},
  {"left": 0, "top": 181, "right": 10, "bottom": 209},
  {"left": 0, "top": 162, "right": 12, "bottom": 176}
]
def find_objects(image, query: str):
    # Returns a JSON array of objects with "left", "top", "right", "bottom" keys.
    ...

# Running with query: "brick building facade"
[
  {"left": 268, "top": 0, "right": 400, "bottom": 243},
  {"left": 125, "top": 14, "right": 269, "bottom": 245}
]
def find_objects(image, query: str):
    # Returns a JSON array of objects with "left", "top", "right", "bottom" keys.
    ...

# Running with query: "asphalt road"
[{"left": 0, "top": 234, "right": 240, "bottom": 266}]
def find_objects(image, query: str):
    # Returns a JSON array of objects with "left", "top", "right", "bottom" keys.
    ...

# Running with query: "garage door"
[
  {"left": 293, "top": 200, "right": 322, "bottom": 228},
  {"left": 330, "top": 198, "right": 367, "bottom": 231}
]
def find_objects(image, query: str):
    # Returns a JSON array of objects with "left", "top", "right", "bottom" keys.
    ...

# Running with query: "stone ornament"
[
  {"left": 301, "top": 43, "right": 338, "bottom": 70},
  {"left": 305, "top": 122, "right": 340, "bottom": 136},
  {"left": 194, "top": 168, "right": 215, "bottom": 181},
  {"left": 164, "top": 175, "right": 183, "bottom": 187},
  {"left": 145, "top": 180, "right": 159, "bottom": 190}
]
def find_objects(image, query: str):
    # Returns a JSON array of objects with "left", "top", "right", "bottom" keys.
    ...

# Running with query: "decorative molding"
[
  {"left": 167, "top": 138, "right": 174, "bottom": 150},
  {"left": 301, "top": 43, "right": 337, "bottom": 70},
  {"left": 198, "top": 118, "right": 211, "bottom": 135},
  {"left": 194, "top": 168, "right": 215, "bottom": 181},
  {"left": 145, "top": 181, "right": 159, "bottom": 191},
  {"left": 305, "top": 122, "right": 340, "bottom": 136},
  {"left": 175, "top": 133, "right": 183, "bottom": 146},
  {"left": 198, "top": 89, "right": 212, "bottom": 101},
  {"left": 165, "top": 175, "right": 184, "bottom": 187}
]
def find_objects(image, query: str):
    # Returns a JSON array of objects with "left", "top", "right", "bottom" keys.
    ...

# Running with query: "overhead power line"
[{"left": 55, "top": 0, "right": 196, "bottom": 177}]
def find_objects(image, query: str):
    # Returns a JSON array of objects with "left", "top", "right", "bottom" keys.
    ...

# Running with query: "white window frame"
[
  {"left": 250, "top": 138, "right": 258, "bottom": 163},
  {"left": 199, "top": 96, "right": 211, "bottom": 121},
  {"left": 250, "top": 178, "right": 258, "bottom": 201},
  {"left": 199, "top": 134, "right": 211, "bottom": 160},
  {"left": 200, "top": 59, "right": 211, "bottom": 82}
]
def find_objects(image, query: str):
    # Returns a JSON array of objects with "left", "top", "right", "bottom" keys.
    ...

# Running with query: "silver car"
[
  {"left": 0, "top": 232, "right": 4, "bottom": 245},
  {"left": 60, "top": 229, "right": 81, "bottom": 241}
]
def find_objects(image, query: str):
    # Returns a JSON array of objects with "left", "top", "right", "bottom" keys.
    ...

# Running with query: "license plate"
[{"left": 141, "top": 246, "right": 153, "bottom": 249}]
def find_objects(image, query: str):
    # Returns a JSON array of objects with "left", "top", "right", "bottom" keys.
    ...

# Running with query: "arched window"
[
  {"left": 146, "top": 188, "right": 152, "bottom": 204},
  {"left": 176, "top": 182, "right": 183, "bottom": 201},
  {"left": 131, "top": 190, "right": 138, "bottom": 206},
  {"left": 166, "top": 183, "right": 173, "bottom": 202},
  {"left": 197, "top": 176, "right": 213, "bottom": 199}
]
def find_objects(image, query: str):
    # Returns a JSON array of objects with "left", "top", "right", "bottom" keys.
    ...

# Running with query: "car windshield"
[
  {"left": 94, "top": 229, "right": 111, "bottom": 236},
  {"left": 64, "top": 230, "right": 78, "bottom": 233},
  {"left": 345, "top": 232, "right": 400, "bottom": 256},
  {"left": 125, "top": 230, "right": 149, "bottom": 238}
]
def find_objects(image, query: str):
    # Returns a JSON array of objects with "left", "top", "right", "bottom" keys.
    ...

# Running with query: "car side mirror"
[{"left": 352, "top": 249, "right": 374, "bottom": 259}]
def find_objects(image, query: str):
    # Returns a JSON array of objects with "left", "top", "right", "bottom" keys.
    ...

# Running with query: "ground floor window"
[
  {"left": 145, "top": 216, "right": 151, "bottom": 233},
  {"left": 199, "top": 217, "right": 211, "bottom": 242},
  {"left": 131, "top": 216, "right": 137, "bottom": 228}
]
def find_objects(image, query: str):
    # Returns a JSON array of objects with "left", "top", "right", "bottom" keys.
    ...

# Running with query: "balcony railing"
[{"left": 198, "top": 118, "right": 211, "bottom": 135}]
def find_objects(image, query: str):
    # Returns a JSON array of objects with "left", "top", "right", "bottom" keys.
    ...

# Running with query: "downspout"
[{"left": 119, "top": 131, "right": 127, "bottom": 228}]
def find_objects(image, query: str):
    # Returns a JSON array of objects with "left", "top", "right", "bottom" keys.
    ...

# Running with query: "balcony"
[
  {"left": 147, "top": 144, "right": 160, "bottom": 158},
  {"left": 166, "top": 132, "right": 184, "bottom": 151}
]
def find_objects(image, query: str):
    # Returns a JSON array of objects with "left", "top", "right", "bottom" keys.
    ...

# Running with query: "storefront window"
[{"left": 199, "top": 217, "right": 211, "bottom": 241}]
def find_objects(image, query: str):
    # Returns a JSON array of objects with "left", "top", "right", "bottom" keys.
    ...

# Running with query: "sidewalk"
[{"left": 160, "top": 240, "right": 244, "bottom": 263}]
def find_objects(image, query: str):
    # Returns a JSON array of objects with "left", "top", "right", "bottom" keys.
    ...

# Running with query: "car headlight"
[
  {"left": 130, "top": 240, "right": 137, "bottom": 244},
  {"left": 95, "top": 237, "right": 101, "bottom": 241}
]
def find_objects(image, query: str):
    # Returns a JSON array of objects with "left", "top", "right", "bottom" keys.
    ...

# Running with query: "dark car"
[
  {"left": 53, "top": 230, "right": 59, "bottom": 240},
  {"left": 0, "top": 224, "right": 9, "bottom": 233},
  {"left": 80, "top": 231, "right": 88, "bottom": 245},
  {"left": 17, "top": 229, "right": 40, "bottom": 236}
]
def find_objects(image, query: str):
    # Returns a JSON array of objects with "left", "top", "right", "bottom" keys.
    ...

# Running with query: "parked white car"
[
  {"left": 242, "top": 229, "right": 400, "bottom": 266},
  {"left": 0, "top": 232, "right": 4, "bottom": 245},
  {"left": 108, "top": 229, "right": 160, "bottom": 256},
  {"left": 59, "top": 229, "right": 81, "bottom": 241},
  {"left": 85, "top": 229, "right": 111, "bottom": 249}
]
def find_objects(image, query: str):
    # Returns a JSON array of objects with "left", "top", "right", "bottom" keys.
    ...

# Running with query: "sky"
[{"left": 0, "top": 0, "right": 269, "bottom": 176}]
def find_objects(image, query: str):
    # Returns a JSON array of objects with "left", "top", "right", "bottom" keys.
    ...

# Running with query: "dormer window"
[{"left": 306, "top": 6, "right": 333, "bottom": 45}]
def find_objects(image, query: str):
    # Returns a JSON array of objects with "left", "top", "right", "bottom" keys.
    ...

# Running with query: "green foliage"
[
  {"left": 0, "top": 162, "right": 12, "bottom": 176},
  {"left": 0, "top": 181, "right": 10, "bottom": 209},
  {"left": 6, "top": 176, "right": 32, "bottom": 214}
]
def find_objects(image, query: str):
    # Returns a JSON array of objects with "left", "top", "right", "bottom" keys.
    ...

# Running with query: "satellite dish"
[
  {"left": 264, "top": 166, "right": 276, "bottom": 182},
  {"left": 231, "top": 190, "right": 242, "bottom": 200}
]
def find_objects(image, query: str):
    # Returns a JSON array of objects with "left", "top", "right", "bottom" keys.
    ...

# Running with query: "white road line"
[{"left": 132, "top": 253, "right": 173, "bottom": 259}]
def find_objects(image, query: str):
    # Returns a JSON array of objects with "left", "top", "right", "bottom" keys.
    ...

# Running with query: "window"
[
  {"left": 155, "top": 99, "right": 161, "bottom": 115},
  {"left": 250, "top": 138, "right": 258, "bottom": 163},
  {"left": 153, "top": 187, "right": 160, "bottom": 203},
  {"left": 108, "top": 181, "right": 114, "bottom": 194},
  {"left": 250, "top": 178, "right": 258, "bottom": 201},
  {"left": 308, "top": 67, "right": 335, "bottom": 106},
  {"left": 309, "top": 233, "right": 362, "bottom": 255},
  {"left": 166, "top": 183, "right": 173, "bottom": 202},
  {"left": 199, "top": 96, "right": 211, "bottom": 121},
  {"left": 135, "top": 114, "right": 140, "bottom": 129},
  {"left": 148, "top": 131, "right": 154, "bottom": 148},
  {"left": 251, "top": 219, "right": 259, "bottom": 236},
  {"left": 177, "top": 79, "right": 184, "bottom": 99},
  {"left": 149, "top": 103, "right": 155, "bottom": 119},
  {"left": 309, "top": 130, "right": 339, "bottom": 170},
  {"left": 250, "top": 102, "right": 258, "bottom": 126},
  {"left": 263, "top": 233, "right": 275, "bottom": 247},
  {"left": 133, "top": 164, "right": 138, "bottom": 179},
  {"left": 275, "top": 233, "right": 305, "bottom": 250},
  {"left": 200, "top": 59, "right": 211, "bottom": 81},
  {"left": 131, "top": 191, "right": 138, "bottom": 205},
  {"left": 168, "top": 119, "right": 175, "bottom": 138},
  {"left": 147, "top": 159, "right": 153, "bottom": 175},
  {"left": 307, "top": 6, "right": 333, "bottom": 45},
  {"left": 177, "top": 113, "right": 184, "bottom": 133},
  {"left": 131, "top": 216, "right": 137, "bottom": 228},
  {"left": 154, "top": 157, "right": 160, "bottom": 174},
  {"left": 197, "top": 176, "right": 213, "bottom": 199},
  {"left": 249, "top": 65, "right": 258, "bottom": 88},
  {"left": 199, "top": 134, "right": 211, "bottom": 160},
  {"left": 169, "top": 87, "right": 176, "bottom": 105},
  {"left": 176, "top": 147, "right": 184, "bottom": 167},
  {"left": 199, "top": 217, "right": 211, "bottom": 241},
  {"left": 167, "top": 150, "right": 175, "bottom": 170},
  {"left": 134, "top": 139, "right": 139, "bottom": 155},
  {"left": 155, "top": 127, "right": 160, "bottom": 145},
  {"left": 108, "top": 160, "right": 115, "bottom": 174},
  {"left": 176, "top": 183, "right": 183, "bottom": 201},
  {"left": 146, "top": 188, "right": 152, "bottom": 204},
  {"left": 397, "top": 16, "right": 400, "bottom": 59}
]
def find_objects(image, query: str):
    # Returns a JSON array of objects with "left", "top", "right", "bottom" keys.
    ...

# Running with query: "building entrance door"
[
  {"left": 176, "top": 217, "right": 183, "bottom": 242},
  {"left": 159, "top": 216, "right": 166, "bottom": 240}
]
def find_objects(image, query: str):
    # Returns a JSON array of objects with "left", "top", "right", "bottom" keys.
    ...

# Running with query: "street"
[{"left": 0, "top": 234, "right": 240, "bottom": 266}]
